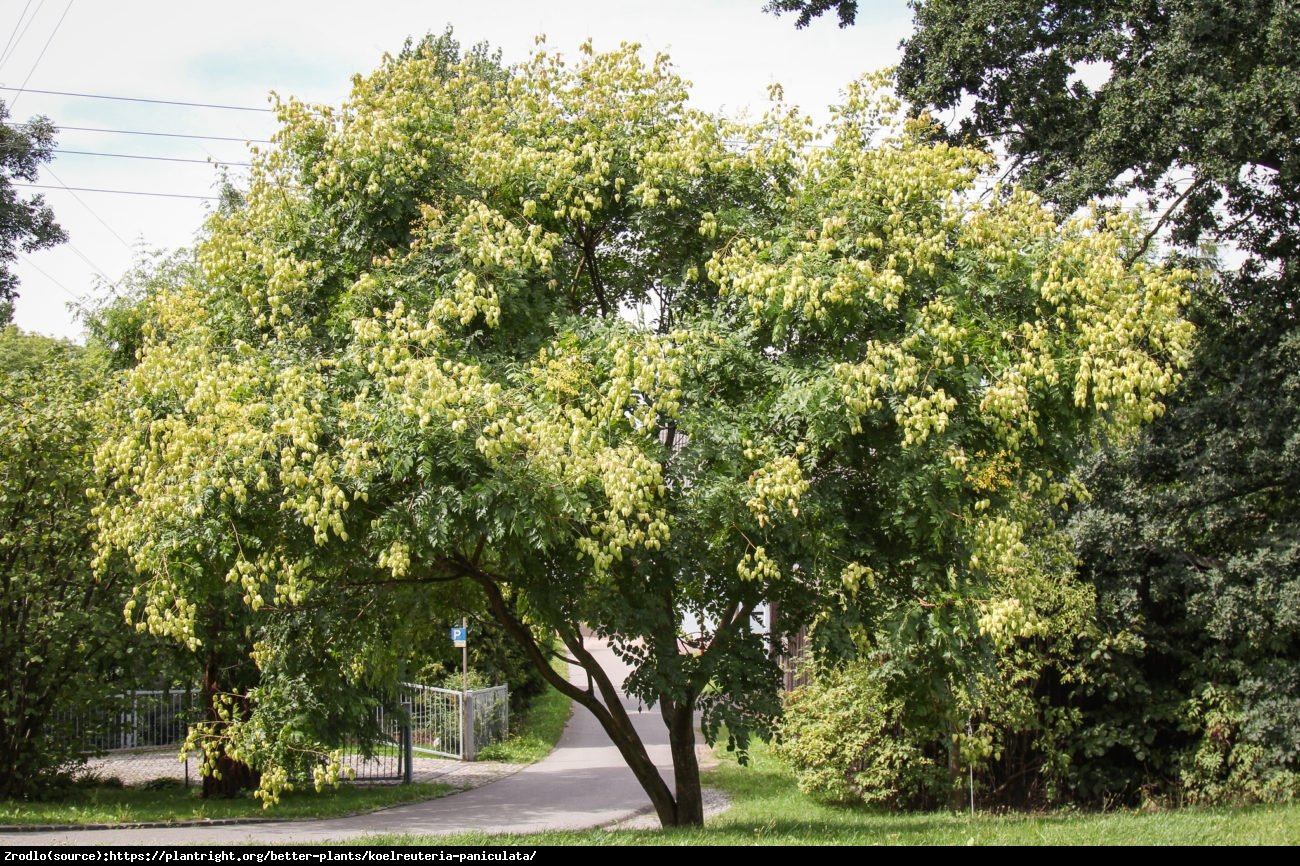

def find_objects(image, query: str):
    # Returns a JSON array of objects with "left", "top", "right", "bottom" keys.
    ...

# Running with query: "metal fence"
[
  {"left": 468, "top": 685, "right": 509, "bottom": 759},
  {"left": 70, "top": 682, "right": 510, "bottom": 787},
  {"left": 58, "top": 688, "right": 198, "bottom": 753},
  {"left": 55, "top": 689, "right": 201, "bottom": 787},
  {"left": 405, "top": 683, "right": 509, "bottom": 762}
]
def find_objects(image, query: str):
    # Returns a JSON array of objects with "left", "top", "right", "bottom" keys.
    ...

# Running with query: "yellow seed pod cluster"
[
  {"left": 745, "top": 454, "right": 810, "bottom": 527},
  {"left": 839, "top": 562, "right": 879, "bottom": 594},
  {"left": 310, "top": 749, "right": 355, "bottom": 795},
  {"left": 737, "top": 546, "right": 782, "bottom": 583},
  {"left": 967, "top": 515, "right": 1030, "bottom": 577},
  {"left": 976, "top": 597, "right": 1046, "bottom": 648},
  {"left": 254, "top": 766, "right": 294, "bottom": 807}
]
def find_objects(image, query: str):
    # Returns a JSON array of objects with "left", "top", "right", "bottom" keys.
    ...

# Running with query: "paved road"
[{"left": 1, "top": 637, "right": 676, "bottom": 845}]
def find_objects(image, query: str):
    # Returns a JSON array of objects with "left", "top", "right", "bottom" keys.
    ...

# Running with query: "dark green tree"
[
  {"left": 1065, "top": 292, "right": 1300, "bottom": 802},
  {"left": 0, "top": 329, "right": 127, "bottom": 798},
  {"left": 773, "top": 0, "right": 1299, "bottom": 274},
  {"left": 0, "top": 99, "right": 66, "bottom": 318},
  {"left": 765, "top": 0, "right": 861, "bottom": 28}
]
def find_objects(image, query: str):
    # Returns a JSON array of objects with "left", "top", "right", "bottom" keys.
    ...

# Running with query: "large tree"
[
  {"left": 95, "top": 39, "right": 1191, "bottom": 824},
  {"left": 892, "top": 0, "right": 1300, "bottom": 802},
  {"left": 771, "top": 0, "right": 1298, "bottom": 280},
  {"left": 0, "top": 99, "right": 66, "bottom": 319}
]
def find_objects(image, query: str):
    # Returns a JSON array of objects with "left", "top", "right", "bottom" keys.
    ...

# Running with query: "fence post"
[
  {"left": 401, "top": 698, "right": 413, "bottom": 785},
  {"left": 462, "top": 690, "right": 476, "bottom": 761},
  {"left": 124, "top": 691, "right": 135, "bottom": 750}
]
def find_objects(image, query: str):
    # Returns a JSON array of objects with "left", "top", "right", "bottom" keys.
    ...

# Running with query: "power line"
[
  {"left": 0, "top": 85, "right": 274, "bottom": 113},
  {"left": 19, "top": 251, "right": 87, "bottom": 304},
  {"left": 53, "top": 148, "right": 251, "bottom": 166},
  {"left": 41, "top": 165, "right": 134, "bottom": 249},
  {"left": 63, "top": 238, "right": 109, "bottom": 280},
  {"left": 19, "top": 181, "right": 218, "bottom": 201},
  {"left": 2, "top": 121, "right": 272, "bottom": 144},
  {"left": 0, "top": 0, "right": 42, "bottom": 73},
  {"left": 0, "top": 1, "right": 37, "bottom": 71},
  {"left": 8, "top": 0, "right": 73, "bottom": 113}
]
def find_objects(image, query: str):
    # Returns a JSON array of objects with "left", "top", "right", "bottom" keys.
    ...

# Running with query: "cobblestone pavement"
[{"left": 80, "top": 750, "right": 521, "bottom": 790}]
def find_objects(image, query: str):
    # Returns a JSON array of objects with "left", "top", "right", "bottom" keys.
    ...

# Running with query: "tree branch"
[
  {"left": 1125, "top": 178, "right": 1209, "bottom": 265},
  {"left": 460, "top": 559, "right": 597, "bottom": 706},
  {"left": 459, "top": 556, "right": 680, "bottom": 823},
  {"left": 577, "top": 224, "right": 611, "bottom": 318}
]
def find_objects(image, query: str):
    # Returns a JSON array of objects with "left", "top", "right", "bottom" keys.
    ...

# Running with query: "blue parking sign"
[{"left": 451, "top": 626, "right": 468, "bottom": 647}]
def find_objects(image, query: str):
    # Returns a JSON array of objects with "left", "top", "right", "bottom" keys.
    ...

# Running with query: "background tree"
[
  {"left": 1064, "top": 297, "right": 1300, "bottom": 802},
  {"left": 0, "top": 98, "right": 67, "bottom": 322},
  {"left": 771, "top": 0, "right": 1298, "bottom": 261},
  {"left": 893, "top": 0, "right": 1300, "bottom": 803},
  {"left": 95, "top": 38, "right": 1191, "bottom": 825},
  {"left": 0, "top": 328, "right": 132, "bottom": 798},
  {"left": 771, "top": 0, "right": 1300, "bottom": 803}
]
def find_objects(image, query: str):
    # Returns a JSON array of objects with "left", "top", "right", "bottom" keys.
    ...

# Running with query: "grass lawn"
[
  {"left": 0, "top": 780, "right": 452, "bottom": 827},
  {"left": 475, "top": 658, "right": 573, "bottom": 764},
  {"left": 353, "top": 740, "right": 1300, "bottom": 846}
]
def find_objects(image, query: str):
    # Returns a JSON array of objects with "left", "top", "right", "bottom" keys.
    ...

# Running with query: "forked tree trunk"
[{"left": 473, "top": 572, "right": 705, "bottom": 827}]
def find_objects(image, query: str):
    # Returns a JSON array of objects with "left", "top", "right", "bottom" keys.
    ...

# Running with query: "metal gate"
[{"left": 404, "top": 683, "right": 509, "bottom": 761}]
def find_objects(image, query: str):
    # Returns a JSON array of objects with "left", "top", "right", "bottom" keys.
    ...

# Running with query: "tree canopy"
[
  {"left": 0, "top": 99, "right": 66, "bottom": 318},
  {"left": 94, "top": 35, "right": 1191, "bottom": 824}
]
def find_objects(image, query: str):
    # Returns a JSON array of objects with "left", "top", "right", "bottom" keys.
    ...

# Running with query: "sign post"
[{"left": 451, "top": 618, "right": 473, "bottom": 759}]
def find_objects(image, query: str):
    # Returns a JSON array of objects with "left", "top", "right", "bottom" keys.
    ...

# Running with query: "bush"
[{"left": 776, "top": 662, "right": 948, "bottom": 808}]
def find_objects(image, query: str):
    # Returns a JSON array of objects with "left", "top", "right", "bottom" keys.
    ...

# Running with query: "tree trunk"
[
  {"left": 662, "top": 696, "right": 704, "bottom": 826},
  {"left": 472, "top": 571, "right": 694, "bottom": 827},
  {"left": 199, "top": 650, "right": 259, "bottom": 798},
  {"left": 556, "top": 629, "right": 688, "bottom": 826},
  {"left": 947, "top": 724, "right": 965, "bottom": 812}
]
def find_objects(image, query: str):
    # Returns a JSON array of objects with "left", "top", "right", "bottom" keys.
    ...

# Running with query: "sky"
[{"left": 2, "top": 0, "right": 914, "bottom": 340}]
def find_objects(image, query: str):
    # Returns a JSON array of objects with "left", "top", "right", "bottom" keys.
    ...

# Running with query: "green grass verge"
[
  {"left": 0, "top": 781, "right": 452, "bottom": 827},
  {"left": 475, "top": 656, "right": 573, "bottom": 764},
  {"left": 352, "top": 740, "right": 1300, "bottom": 845}
]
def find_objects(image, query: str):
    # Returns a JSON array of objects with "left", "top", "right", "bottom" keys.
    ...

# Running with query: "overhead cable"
[
  {"left": 0, "top": 1, "right": 38, "bottom": 70},
  {"left": 2, "top": 120, "right": 272, "bottom": 144},
  {"left": 7, "top": 0, "right": 73, "bottom": 112},
  {"left": 0, "top": 84, "right": 274, "bottom": 113},
  {"left": 53, "top": 148, "right": 251, "bottom": 166},
  {"left": 18, "top": 182, "right": 219, "bottom": 200},
  {"left": 42, "top": 165, "right": 134, "bottom": 249}
]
